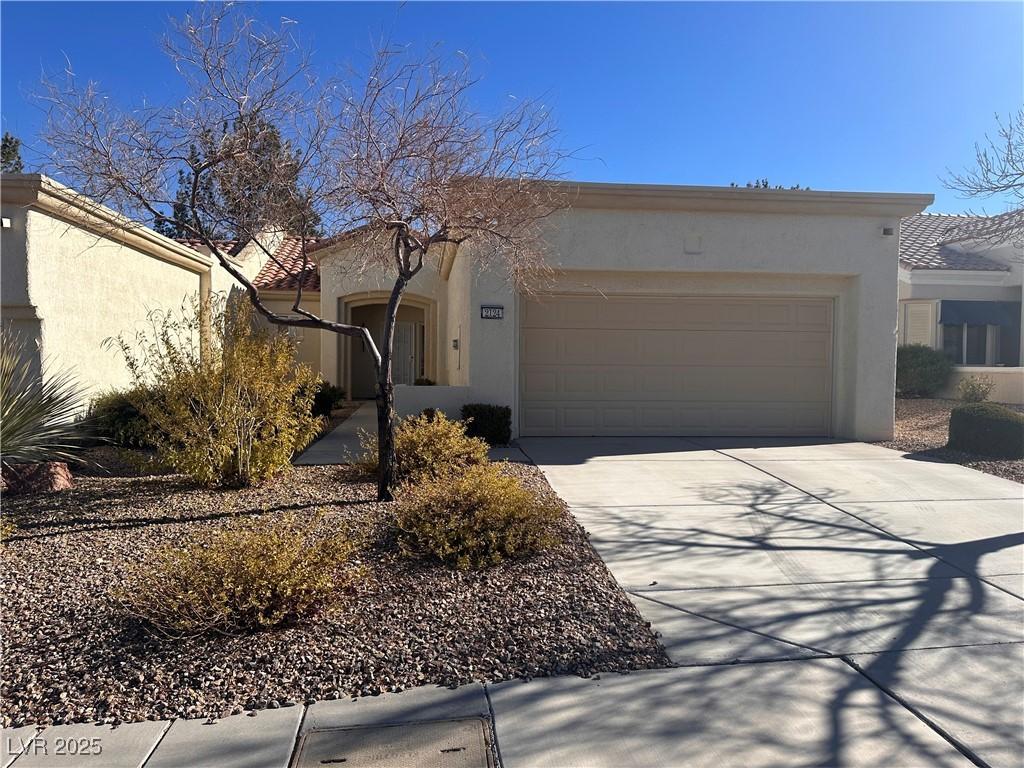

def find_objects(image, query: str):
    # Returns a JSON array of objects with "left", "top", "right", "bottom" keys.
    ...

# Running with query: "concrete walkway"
[
  {"left": 515, "top": 436, "right": 1024, "bottom": 767},
  {"left": 293, "top": 402, "right": 376, "bottom": 465},
  {"left": 294, "top": 403, "right": 532, "bottom": 466}
]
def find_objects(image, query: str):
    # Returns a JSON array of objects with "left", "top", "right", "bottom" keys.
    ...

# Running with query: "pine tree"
[{"left": 1, "top": 132, "right": 24, "bottom": 173}]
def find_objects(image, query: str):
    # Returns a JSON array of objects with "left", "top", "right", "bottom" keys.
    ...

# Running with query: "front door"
[{"left": 393, "top": 322, "right": 417, "bottom": 385}]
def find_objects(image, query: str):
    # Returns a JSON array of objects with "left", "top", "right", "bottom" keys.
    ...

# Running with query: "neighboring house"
[
  {"left": 1, "top": 174, "right": 933, "bottom": 440},
  {"left": 0, "top": 174, "right": 274, "bottom": 401},
  {"left": 898, "top": 211, "right": 1024, "bottom": 404}
]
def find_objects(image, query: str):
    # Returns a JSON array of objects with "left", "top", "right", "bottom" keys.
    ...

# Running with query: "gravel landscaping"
[
  {"left": 875, "top": 398, "right": 1024, "bottom": 484},
  {"left": 0, "top": 457, "right": 668, "bottom": 728}
]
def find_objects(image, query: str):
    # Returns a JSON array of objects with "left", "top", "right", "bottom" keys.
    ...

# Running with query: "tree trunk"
[{"left": 375, "top": 275, "right": 408, "bottom": 501}]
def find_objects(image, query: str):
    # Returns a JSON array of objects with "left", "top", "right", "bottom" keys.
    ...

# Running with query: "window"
[
  {"left": 942, "top": 323, "right": 1007, "bottom": 366},
  {"left": 965, "top": 326, "right": 987, "bottom": 365},
  {"left": 942, "top": 324, "right": 964, "bottom": 363}
]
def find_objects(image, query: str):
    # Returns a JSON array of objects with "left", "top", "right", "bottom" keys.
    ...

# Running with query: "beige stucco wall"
[
  {"left": 1, "top": 205, "right": 206, "bottom": 404},
  {"left": 261, "top": 293, "right": 324, "bottom": 376},
  {"left": 941, "top": 367, "right": 1024, "bottom": 405}
]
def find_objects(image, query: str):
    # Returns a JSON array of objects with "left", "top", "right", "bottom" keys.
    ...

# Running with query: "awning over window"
[{"left": 940, "top": 300, "right": 1022, "bottom": 328}]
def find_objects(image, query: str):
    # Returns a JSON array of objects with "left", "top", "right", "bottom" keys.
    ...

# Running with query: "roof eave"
[{"left": 564, "top": 181, "right": 933, "bottom": 217}]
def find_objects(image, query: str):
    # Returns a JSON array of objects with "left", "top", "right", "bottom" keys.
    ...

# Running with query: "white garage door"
[{"left": 520, "top": 295, "right": 833, "bottom": 436}]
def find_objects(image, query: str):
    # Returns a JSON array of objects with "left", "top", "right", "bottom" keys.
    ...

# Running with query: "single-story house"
[
  {"left": 897, "top": 210, "right": 1024, "bottom": 404},
  {"left": 2, "top": 173, "right": 933, "bottom": 440}
]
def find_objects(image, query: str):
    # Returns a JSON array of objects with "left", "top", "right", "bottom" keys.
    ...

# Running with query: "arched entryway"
[{"left": 341, "top": 293, "right": 438, "bottom": 399}]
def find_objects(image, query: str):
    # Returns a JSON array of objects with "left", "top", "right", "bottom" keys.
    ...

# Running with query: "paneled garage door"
[{"left": 520, "top": 295, "right": 833, "bottom": 436}]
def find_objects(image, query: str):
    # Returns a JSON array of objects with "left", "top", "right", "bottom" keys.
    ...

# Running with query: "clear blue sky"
[{"left": 2, "top": 1, "right": 1021, "bottom": 212}]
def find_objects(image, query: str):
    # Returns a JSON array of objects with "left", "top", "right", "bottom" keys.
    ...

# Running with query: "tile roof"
[
  {"left": 175, "top": 236, "right": 322, "bottom": 292},
  {"left": 899, "top": 213, "right": 1011, "bottom": 272},
  {"left": 940, "top": 208, "right": 1024, "bottom": 246},
  {"left": 252, "top": 236, "right": 321, "bottom": 292}
]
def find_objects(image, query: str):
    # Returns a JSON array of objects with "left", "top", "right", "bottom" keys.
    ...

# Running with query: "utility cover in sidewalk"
[{"left": 292, "top": 717, "right": 493, "bottom": 768}]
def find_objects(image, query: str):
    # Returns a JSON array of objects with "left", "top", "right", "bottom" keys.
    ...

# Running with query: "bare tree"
[
  {"left": 945, "top": 108, "right": 1024, "bottom": 206},
  {"left": 39, "top": 4, "right": 566, "bottom": 500}
]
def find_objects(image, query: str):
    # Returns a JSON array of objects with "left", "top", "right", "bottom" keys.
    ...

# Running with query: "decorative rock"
[{"left": 2, "top": 462, "right": 73, "bottom": 495}]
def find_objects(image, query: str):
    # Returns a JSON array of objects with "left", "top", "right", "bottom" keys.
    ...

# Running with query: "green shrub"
[
  {"left": 0, "top": 330, "right": 89, "bottom": 468},
  {"left": 896, "top": 344, "right": 953, "bottom": 398},
  {"left": 461, "top": 403, "right": 512, "bottom": 446},
  {"left": 355, "top": 411, "right": 489, "bottom": 483},
  {"left": 114, "top": 295, "right": 321, "bottom": 487},
  {"left": 312, "top": 381, "right": 346, "bottom": 418},
  {"left": 413, "top": 377, "right": 435, "bottom": 386},
  {"left": 115, "top": 513, "right": 354, "bottom": 636},
  {"left": 955, "top": 374, "right": 996, "bottom": 403},
  {"left": 0, "top": 517, "right": 16, "bottom": 542},
  {"left": 396, "top": 463, "right": 559, "bottom": 569},
  {"left": 87, "top": 387, "right": 159, "bottom": 447},
  {"left": 948, "top": 403, "right": 1024, "bottom": 459}
]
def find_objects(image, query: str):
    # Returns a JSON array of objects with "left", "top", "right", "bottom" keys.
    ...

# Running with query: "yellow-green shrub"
[
  {"left": 115, "top": 295, "right": 321, "bottom": 486},
  {"left": 396, "top": 463, "right": 560, "bottom": 569},
  {"left": 355, "top": 411, "right": 488, "bottom": 484},
  {"left": 115, "top": 513, "right": 353, "bottom": 636}
]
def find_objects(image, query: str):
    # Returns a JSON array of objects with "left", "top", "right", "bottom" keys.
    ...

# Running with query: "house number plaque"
[{"left": 480, "top": 305, "right": 504, "bottom": 320}]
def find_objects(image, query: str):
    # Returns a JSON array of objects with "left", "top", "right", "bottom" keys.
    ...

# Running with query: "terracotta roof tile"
[
  {"left": 899, "top": 213, "right": 1010, "bottom": 272},
  {"left": 252, "top": 236, "right": 321, "bottom": 292}
]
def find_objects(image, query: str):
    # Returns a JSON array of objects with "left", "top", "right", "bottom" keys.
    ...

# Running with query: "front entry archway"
[{"left": 341, "top": 293, "right": 438, "bottom": 400}]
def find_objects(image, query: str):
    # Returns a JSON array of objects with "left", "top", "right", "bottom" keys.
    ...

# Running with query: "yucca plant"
[{"left": 0, "top": 331, "right": 88, "bottom": 469}]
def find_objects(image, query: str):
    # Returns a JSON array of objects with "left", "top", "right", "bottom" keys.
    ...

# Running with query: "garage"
[{"left": 519, "top": 294, "right": 834, "bottom": 436}]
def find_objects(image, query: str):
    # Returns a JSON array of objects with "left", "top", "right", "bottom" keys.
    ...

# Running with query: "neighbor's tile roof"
[
  {"left": 900, "top": 213, "right": 1010, "bottom": 272},
  {"left": 252, "top": 236, "right": 321, "bottom": 292},
  {"left": 940, "top": 208, "right": 1024, "bottom": 246}
]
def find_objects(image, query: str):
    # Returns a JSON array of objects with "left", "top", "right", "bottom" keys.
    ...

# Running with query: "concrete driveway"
[{"left": 499, "top": 437, "right": 1024, "bottom": 767}]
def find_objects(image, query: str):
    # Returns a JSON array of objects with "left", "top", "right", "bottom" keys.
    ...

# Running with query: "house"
[
  {"left": 897, "top": 210, "right": 1024, "bottom": 403},
  {"left": 1, "top": 174, "right": 932, "bottom": 440}
]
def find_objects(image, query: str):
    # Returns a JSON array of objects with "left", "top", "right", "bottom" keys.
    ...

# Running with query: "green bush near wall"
[
  {"left": 461, "top": 403, "right": 512, "bottom": 446},
  {"left": 948, "top": 403, "right": 1024, "bottom": 459},
  {"left": 896, "top": 344, "right": 953, "bottom": 398}
]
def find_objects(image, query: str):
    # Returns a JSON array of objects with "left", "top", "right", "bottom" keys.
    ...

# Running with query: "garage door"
[{"left": 520, "top": 295, "right": 833, "bottom": 436}]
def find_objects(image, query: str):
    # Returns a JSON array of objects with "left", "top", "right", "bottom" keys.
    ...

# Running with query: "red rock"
[{"left": 1, "top": 461, "right": 74, "bottom": 495}]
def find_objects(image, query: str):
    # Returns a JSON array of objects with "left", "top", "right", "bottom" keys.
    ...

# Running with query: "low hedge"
[
  {"left": 896, "top": 344, "right": 953, "bottom": 398},
  {"left": 461, "top": 403, "right": 512, "bottom": 446},
  {"left": 948, "top": 403, "right": 1024, "bottom": 459}
]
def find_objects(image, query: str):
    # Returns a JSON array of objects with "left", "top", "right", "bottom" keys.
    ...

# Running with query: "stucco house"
[
  {"left": 897, "top": 210, "right": 1024, "bottom": 403},
  {"left": 2, "top": 174, "right": 932, "bottom": 441}
]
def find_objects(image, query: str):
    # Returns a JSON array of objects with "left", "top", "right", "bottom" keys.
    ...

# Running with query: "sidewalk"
[{"left": 2, "top": 664, "right": 981, "bottom": 767}]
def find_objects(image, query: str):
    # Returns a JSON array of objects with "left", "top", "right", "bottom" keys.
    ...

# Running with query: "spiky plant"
[{"left": 0, "top": 332, "right": 88, "bottom": 468}]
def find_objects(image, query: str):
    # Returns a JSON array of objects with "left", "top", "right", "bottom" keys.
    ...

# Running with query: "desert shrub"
[
  {"left": 354, "top": 411, "right": 488, "bottom": 483},
  {"left": 955, "top": 375, "right": 996, "bottom": 404},
  {"left": 896, "top": 344, "right": 953, "bottom": 398},
  {"left": 396, "top": 463, "right": 559, "bottom": 569},
  {"left": 948, "top": 403, "right": 1024, "bottom": 459},
  {"left": 0, "top": 517, "right": 16, "bottom": 542},
  {"left": 0, "top": 330, "right": 88, "bottom": 468},
  {"left": 312, "top": 381, "right": 346, "bottom": 418},
  {"left": 461, "top": 403, "right": 512, "bottom": 446},
  {"left": 87, "top": 386, "right": 161, "bottom": 447},
  {"left": 116, "top": 513, "right": 354, "bottom": 636},
  {"left": 413, "top": 377, "right": 435, "bottom": 386},
  {"left": 114, "top": 295, "right": 321, "bottom": 486}
]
